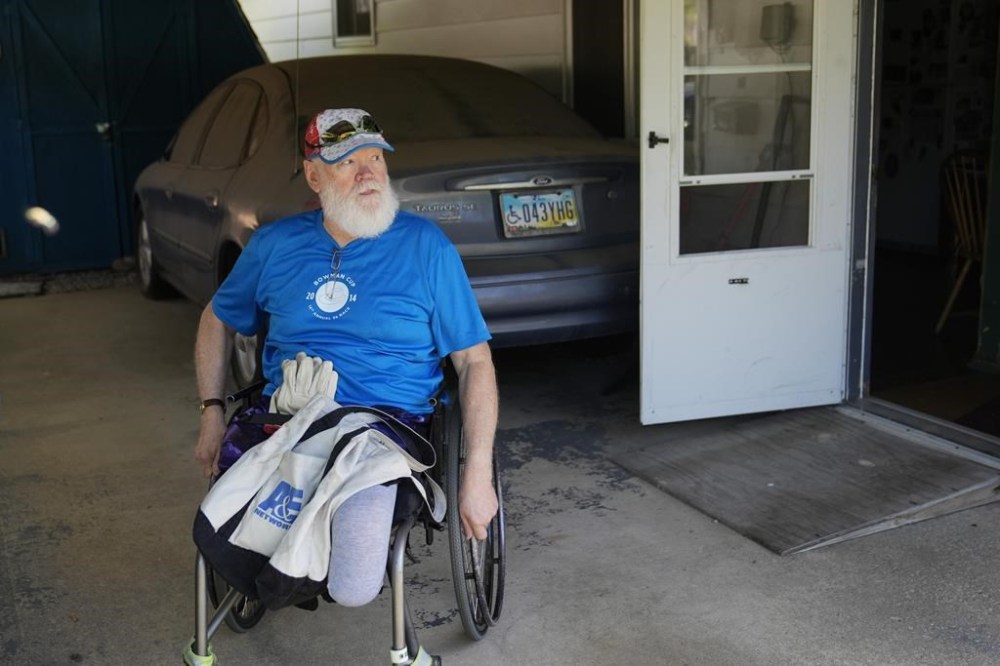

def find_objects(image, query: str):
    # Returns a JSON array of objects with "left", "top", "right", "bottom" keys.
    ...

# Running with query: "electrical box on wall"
[{"left": 760, "top": 3, "right": 794, "bottom": 46}]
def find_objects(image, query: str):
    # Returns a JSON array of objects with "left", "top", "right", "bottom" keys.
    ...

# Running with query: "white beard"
[{"left": 320, "top": 177, "right": 399, "bottom": 239}]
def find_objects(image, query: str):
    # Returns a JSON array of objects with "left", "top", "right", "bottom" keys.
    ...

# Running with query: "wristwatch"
[{"left": 199, "top": 398, "right": 225, "bottom": 415}]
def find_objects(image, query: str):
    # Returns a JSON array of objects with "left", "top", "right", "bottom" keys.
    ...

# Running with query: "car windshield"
[{"left": 280, "top": 55, "right": 600, "bottom": 143}]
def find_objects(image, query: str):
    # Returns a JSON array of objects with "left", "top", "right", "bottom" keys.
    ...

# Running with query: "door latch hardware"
[
  {"left": 729, "top": 278, "right": 749, "bottom": 285},
  {"left": 647, "top": 131, "right": 669, "bottom": 149}
]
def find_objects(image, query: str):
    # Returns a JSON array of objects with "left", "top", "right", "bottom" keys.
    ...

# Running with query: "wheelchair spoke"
[
  {"left": 467, "top": 535, "right": 498, "bottom": 628},
  {"left": 236, "top": 597, "right": 261, "bottom": 619}
]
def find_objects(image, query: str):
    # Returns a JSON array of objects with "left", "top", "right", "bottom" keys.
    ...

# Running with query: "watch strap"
[{"left": 200, "top": 398, "right": 225, "bottom": 414}]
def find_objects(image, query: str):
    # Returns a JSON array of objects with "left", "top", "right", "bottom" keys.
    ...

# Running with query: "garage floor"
[{"left": 3, "top": 285, "right": 1000, "bottom": 666}]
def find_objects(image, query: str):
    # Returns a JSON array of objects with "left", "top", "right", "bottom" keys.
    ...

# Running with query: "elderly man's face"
[{"left": 305, "top": 147, "right": 399, "bottom": 239}]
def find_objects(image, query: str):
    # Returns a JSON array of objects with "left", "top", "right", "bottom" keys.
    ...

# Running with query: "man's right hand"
[{"left": 194, "top": 409, "right": 227, "bottom": 478}]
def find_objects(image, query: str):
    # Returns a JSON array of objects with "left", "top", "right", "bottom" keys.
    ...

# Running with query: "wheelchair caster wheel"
[
  {"left": 414, "top": 646, "right": 440, "bottom": 665},
  {"left": 392, "top": 645, "right": 440, "bottom": 665},
  {"left": 182, "top": 639, "right": 216, "bottom": 666}
]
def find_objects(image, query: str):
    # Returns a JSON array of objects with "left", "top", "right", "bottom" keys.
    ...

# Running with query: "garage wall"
[{"left": 236, "top": 0, "right": 567, "bottom": 98}]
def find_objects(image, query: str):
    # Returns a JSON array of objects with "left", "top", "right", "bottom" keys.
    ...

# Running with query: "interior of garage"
[
  {"left": 4, "top": 3, "right": 1000, "bottom": 663},
  {"left": 868, "top": 0, "right": 1000, "bottom": 439}
]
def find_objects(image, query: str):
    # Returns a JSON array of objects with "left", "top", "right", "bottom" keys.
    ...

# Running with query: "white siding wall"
[{"left": 237, "top": 0, "right": 567, "bottom": 98}]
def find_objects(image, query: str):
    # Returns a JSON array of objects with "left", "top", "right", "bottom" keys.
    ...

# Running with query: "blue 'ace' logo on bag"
[{"left": 254, "top": 481, "right": 305, "bottom": 530}]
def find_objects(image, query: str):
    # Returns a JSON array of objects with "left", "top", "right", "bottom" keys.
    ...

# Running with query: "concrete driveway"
[{"left": 1, "top": 285, "right": 999, "bottom": 665}]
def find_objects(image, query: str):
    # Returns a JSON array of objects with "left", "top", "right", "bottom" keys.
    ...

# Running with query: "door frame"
[{"left": 846, "top": 0, "right": 881, "bottom": 403}]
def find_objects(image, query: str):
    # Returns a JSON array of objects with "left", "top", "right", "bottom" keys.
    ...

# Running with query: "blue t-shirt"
[{"left": 212, "top": 209, "right": 490, "bottom": 414}]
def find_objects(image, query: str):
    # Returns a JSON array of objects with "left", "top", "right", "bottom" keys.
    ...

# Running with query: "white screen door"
[{"left": 639, "top": 0, "right": 856, "bottom": 424}]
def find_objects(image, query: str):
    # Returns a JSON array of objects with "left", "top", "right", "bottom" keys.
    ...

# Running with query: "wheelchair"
[{"left": 183, "top": 378, "right": 506, "bottom": 665}]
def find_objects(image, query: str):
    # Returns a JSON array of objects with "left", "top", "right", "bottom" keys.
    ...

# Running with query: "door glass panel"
[
  {"left": 684, "top": 0, "right": 814, "bottom": 67},
  {"left": 680, "top": 180, "right": 810, "bottom": 254},
  {"left": 684, "top": 72, "right": 811, "bottom": 175},
  {"left": 681, "top": 0, "right": 814, "bottom": 254}
]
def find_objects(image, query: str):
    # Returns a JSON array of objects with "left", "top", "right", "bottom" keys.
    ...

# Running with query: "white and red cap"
[{"left": 303, "top": 108, "right": 394, "bottom": 164}]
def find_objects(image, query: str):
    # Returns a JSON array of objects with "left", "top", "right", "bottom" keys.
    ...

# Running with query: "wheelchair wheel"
[
  {"left": 203, "top": 477, "right": 267, "bottom": 634},
  {"left": 444, "top": 401, "right": 506, "bottom": 641},
  {"left": 205, "top": 562, "right": 267, "bottom": 633}
]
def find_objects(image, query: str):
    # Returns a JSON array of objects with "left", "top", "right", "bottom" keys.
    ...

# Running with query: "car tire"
[{"left": 136, "top": 213, "right": 177, "bottom": 300}]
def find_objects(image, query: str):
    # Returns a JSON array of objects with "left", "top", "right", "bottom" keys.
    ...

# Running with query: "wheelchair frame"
[{"left": 183, "top": 383, "right": 505, "bottom": 665}]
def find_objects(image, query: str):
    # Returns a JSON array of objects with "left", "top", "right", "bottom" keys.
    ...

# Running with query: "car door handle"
[{"left": 204, "top": 192, "right": 220, "bottom": 210}]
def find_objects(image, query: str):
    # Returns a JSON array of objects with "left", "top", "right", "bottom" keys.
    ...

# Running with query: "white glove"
[{"left": 269, "top": 352, "right": 339, "bottom": 415}]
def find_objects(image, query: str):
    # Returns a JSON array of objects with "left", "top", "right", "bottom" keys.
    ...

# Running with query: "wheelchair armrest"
[{"left": 226, "top": 380, "right": 267, "bottom": 405}]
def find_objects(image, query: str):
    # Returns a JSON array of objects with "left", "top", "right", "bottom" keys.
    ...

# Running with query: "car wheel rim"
[{"left": 138, "top": 218, "right": 153, "bottom": 287}]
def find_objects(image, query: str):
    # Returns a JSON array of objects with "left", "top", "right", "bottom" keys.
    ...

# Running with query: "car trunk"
[{"left": 390, "top": 136, "right": 639, "bottom": 264}]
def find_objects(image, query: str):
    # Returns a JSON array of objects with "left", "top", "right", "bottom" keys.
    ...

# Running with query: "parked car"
[{"left": 134, "top": 55, "right": 638, "bottom": 380}]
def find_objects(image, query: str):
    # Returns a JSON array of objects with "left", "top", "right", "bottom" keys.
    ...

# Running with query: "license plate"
[{"left": 499, "top": 189, "right": 581, "bottom": 238}]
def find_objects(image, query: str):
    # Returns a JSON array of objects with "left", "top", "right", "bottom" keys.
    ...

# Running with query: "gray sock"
[{"left": 327, "top": 483, "right": 398, "bottom": 607}]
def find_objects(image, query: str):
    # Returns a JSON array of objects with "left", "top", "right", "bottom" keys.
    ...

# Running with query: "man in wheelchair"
[{"left": 191, "top": 107, "right": 499, "bottom": 610}]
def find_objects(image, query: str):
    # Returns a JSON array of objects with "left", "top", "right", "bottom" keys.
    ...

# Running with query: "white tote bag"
[
  {"left": 225, "top": 438, "right": 334, "bottom": 555},
  {"left": 200, "top": 395, "right": 370, "bottom": 555},
  {"left": 224, "top": 403, "right": 381, "bottom": 555},
  {"left": 255, "top": 426, "right": 446, "bottom": 609}
]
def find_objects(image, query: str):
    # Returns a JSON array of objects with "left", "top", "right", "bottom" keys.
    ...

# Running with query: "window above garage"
[{"left": 334, "top": 0, "right": 375, "bottom": 47}]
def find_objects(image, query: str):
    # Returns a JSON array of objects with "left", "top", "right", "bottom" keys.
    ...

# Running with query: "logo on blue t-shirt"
[
  {"left": 308, "top": 273, "right": 358, "bottom": 320},
  {"left": 254, "top": 481, "right": 304, "bottom": 529},
  {"left": 315, "top": 278, "right": 350, "bottom": 313}
]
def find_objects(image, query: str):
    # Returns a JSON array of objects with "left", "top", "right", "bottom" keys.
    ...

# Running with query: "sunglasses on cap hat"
[
  {"left": 306, "top": 115, "right": 383, "bottom": 150},
  {"left": 303, "top": 109, "right": 394, "bottom": 163}
]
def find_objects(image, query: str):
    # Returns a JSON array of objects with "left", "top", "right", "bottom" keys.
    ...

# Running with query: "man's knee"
[
  {"left": 327, "top": 484, "right": 397, "bottom": 607},
  {"left": 327, "top": 575, "right": 385, "bottom": 607}
]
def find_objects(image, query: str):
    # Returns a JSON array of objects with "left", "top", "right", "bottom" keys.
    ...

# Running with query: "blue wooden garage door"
[{"left": 0, "top": 0, "right": 263, "bottom": 275}]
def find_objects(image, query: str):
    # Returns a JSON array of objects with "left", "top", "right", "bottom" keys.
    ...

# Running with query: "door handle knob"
[{"left": 648, "top": 131, "right": 669, "bottom": 149}]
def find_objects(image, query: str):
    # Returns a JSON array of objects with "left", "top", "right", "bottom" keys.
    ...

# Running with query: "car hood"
[{"left": 384, "top": 136, "right": 638, "bottom": 176}]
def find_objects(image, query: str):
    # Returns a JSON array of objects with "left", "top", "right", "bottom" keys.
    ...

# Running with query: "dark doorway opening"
[{"left": 870, "top": 0, "right": 1000, "bottom": 439}]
